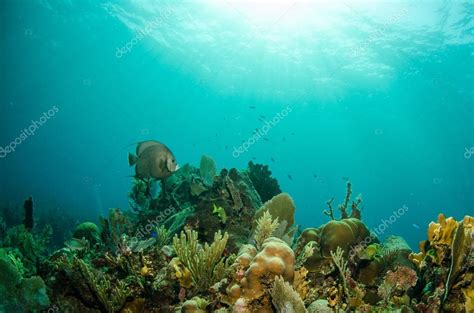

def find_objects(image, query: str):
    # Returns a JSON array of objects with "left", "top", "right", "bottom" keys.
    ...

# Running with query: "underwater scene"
[{"left": 0, "top": 0, "right": 473, "bottom": 312}]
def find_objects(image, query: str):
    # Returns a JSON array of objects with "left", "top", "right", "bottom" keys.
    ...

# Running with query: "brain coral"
[
  {"left": 320, "top": 218, "right": 372, "bottom": 258},
  {"left": 240, "top": 237, "right": 295, "bottom": 305}
]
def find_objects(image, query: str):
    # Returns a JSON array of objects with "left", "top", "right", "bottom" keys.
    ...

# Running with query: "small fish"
[
  {"left": 263, "top": 138, "right": 269, "bottom": 142},
  {"left": 288, "top": 174, "right": 293, "bottom": 180},
  {"left": 313, "top": 174, "right": 318, "bottom": 179},
  {"left": 252, "top": 157, "right": 257, "bottom": 160},
  {"left": 271, "top": 157, "right": 275, "bottom": 162},
  {"left": 412, "top": 224, "right": 420, "bottom": 229},
  {"left": 260, "top": 115, "right": 266, "bottom": 119},
  {"left": 249, "top": 106, "right": 256, "bottom": 109},
  {"left": 342, "top": 177, "right": 350, "bottom": 181},
  {"left": 151, "top": 231, "right": 157, "bottom": 238},
  {"left": 291, "top": 132, "right": 295, "bottom": 136},
  {"left": 283, "top": 137, "right": 286, "bottom": 142},
  {"left": 225, "top": 145, "right": 228, "bottom": 150}
]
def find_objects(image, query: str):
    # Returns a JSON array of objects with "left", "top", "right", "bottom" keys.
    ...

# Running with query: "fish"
[
  {"left": 313, "top": 174, "right": 318, "bottom": 179},
  {"left": 260, "top": 115, "right": 266, "bottom": 119},
  {"left": 271, "top": 157, "right": 275, "bottom": 162},
  {"left": 412, "top": 224, "right": 420, "bottom": 229},
  {"left": 288, "top": 174, "right": 293, "bottom": 180},
  {"left": 263, "top": 138, "right": 269, "bottom": 142},
  {"left": 135, "top": 140, "right": 161, "bottom": 156},
  {"left": 283, "top": 137, "right": 286, "bottom": 142},
  {"left": 128, "top": 141, "right": 179, "bottom": 180},
  {"left": 342, "top": 177, "right": 350, "bottom": 181},
  {"left": 249, "top": 106, "right": 256, "bottom": 109}
]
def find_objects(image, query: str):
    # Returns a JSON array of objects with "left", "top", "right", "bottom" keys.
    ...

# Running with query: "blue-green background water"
[{"left": 1, "top": 0, "right": 472, "bottom": 248}]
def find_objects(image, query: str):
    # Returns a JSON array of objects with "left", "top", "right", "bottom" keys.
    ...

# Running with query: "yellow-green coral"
[
  {"left": 330, "top": 246, "right": 350, "bottom": 300},
  {"left": 170, "top": 257, "right": 192, "bottom": 288},
  {"left": 213, "top": 204, "right": 227, "bottom": 224},
  {"left": 172, "top": 229, "right": 231, "bottom": 292}
]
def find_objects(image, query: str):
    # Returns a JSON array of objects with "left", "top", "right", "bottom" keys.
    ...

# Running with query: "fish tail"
[{"left": 128, "top": 153, "right": 138, "bottom": 166}]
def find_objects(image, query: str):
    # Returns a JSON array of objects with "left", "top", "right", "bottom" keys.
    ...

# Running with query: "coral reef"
[
  {"left": 409, "top": 214, "right": 473, "bottom": 312},
  {"left": 0, "top": 158, "right": 472, "bottom": 312}
]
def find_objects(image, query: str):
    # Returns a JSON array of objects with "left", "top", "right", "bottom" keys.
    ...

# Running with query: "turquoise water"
[{"left": 0, "top": 0, "right": 472, "bottom": 248}]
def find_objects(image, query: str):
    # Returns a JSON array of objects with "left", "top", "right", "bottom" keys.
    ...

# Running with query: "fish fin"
[{"left": 128, "top": 153, "right": 138, "bottom": 166}]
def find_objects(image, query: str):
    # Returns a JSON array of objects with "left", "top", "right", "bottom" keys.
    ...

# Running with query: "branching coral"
[
  {"left": 154, "top": 225, "right": 171, "bottom": 248},
  {"left": 295, "top": 241, "right": 315, "bottom": 269},
  {"left": 330, "top": 246, "right": 350, "bottom": 300},
  {"left": 172, "top": 229, "right": 231, "bottom": 293},
  {"left": 254, "top": 193, "right": 295, "bottom": 236},
  {"left": 270, "top": 276, "right": 308, "bottom": 313},
  {"left": 75, "top": 257, "right": 128, "bottom": 313},
  {"left": 254, "top": 211, "right": 280, "bottom": 250},
  {"left": 324, "top": 182, "right": 362, "bottom": 220}
]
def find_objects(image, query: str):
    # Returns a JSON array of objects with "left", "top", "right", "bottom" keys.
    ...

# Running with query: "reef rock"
[{"left": 146, "top": 162, "right": 263, "bottom": 252}]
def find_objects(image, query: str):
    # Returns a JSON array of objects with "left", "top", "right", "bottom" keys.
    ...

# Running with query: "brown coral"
[{"left": 320, "top": 218, "right": 372, "bottom": 258}]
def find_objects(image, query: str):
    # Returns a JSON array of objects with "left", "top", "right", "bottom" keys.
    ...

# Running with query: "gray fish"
[
  {"left": 129, "top": 141, "right": 179, "bottom": 180},
  {"left": 136, "top": 140, "right": 162, "bottom": 156}
]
